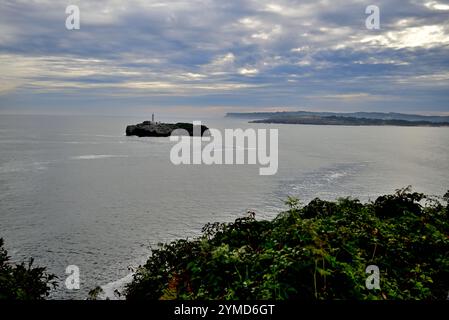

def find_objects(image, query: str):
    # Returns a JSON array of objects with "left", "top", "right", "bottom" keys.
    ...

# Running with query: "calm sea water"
[{"left": 0, "top": 114, "right": 448, "bottom": 299}]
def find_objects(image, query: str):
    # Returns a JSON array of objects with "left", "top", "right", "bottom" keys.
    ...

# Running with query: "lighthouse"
[{"left": 152, "top": 113, "right": 155, "bottom": 123}]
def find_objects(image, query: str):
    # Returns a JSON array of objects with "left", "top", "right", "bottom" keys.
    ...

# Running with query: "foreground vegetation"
[
  {"left": 1, "top": 187, "right": 448, "bottom": 300},
  {"left": 126, "top": 187, "right": 449, "bottom": 300},
  {"left": 0, "top": 238, "right": 57, "bottom": 300}
]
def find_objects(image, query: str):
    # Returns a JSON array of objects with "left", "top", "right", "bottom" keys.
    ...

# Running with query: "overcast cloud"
[{"left": 0, "top": 0, "right": 448, "bottom": 115}]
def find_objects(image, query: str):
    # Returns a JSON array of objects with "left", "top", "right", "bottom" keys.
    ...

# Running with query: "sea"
[{"left": 0, "top": 114, "right": 448, "bottom": 299}]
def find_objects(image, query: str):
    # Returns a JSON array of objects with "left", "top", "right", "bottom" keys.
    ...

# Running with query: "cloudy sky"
[{"left": 0, "top": 0, "right": 449, "bottom": 116}]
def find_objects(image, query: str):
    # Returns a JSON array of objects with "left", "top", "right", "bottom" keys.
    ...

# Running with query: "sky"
[{"left": 0, "top": 0, "right": 449, "bottom": 116}]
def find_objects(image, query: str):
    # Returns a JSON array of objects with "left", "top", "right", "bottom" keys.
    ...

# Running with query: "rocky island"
[{"left": 126, "top": 121, "right": 209, "bottom": 137}]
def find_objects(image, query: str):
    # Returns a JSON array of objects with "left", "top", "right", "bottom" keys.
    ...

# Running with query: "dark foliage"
[
  {"left": 126, "top": 188, "right": 449, "bottom": 300},
  {"left": 0, "top": 238, "right": 57, "bottom": 300}
]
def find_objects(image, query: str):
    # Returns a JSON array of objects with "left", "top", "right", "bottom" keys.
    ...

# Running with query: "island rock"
[{"left": 126, "top": 121, "right": 209, "bottom": 137}]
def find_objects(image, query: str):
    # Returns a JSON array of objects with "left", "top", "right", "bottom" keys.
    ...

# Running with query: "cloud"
[
  {"left": 0, "top": 0, "right": 448, "bottom": 114},
  {"left": 315, "top": 93, "right": 388, "bottom": 101},
  {"left": 239, "top": 68, "right": 259, "bottom": 76},
  {"left": 359, "top": 25, "right": 449, "bottom": 49},
  {"left": 425, "top": 1, "right": 449, "bottom": 11}
]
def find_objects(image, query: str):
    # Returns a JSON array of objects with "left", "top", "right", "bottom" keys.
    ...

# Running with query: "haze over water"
[{"left": 0, "top": 114, "right": 448, "bottom": 299}]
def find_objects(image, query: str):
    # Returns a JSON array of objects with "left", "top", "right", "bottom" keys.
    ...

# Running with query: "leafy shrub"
[
  {"left": 125, "top": 187, "right": 449, "bottom": 300},
  {"left": 0, "top": 238, "right": 57, "bottom": 300}
]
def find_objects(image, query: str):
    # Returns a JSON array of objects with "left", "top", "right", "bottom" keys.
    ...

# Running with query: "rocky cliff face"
[{"left": 126, "top": 121, "right": 209, "bottom": 137}]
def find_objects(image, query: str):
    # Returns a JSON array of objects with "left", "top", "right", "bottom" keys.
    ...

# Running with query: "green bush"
[
  {"left": 125, "top": 187, "right": 449, "bottom": 300},
  {"left": 0, "top": 238, "right": 57, "bottom": 300}
]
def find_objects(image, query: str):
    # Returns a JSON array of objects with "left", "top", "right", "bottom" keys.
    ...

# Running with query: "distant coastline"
[
  {"left": 250, "top": 115, "right": 449, "bottom": 127},
  {"left": 227, "top": 110, "right": 449, "bottom": 127}
]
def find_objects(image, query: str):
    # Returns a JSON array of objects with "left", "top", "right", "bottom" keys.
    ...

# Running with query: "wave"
[
  {"left": 326, "top": 171, "right": 347, "bottom": 181},
  {"left": 61, "top": 133, "right": 123, "bottom": 138},
  {"left": 0, "top": 140, "right": 101, "bottom": 145},
  {"left": 0, "top": 161, "right": 49, "bottom": 174},
  {"left": 99, "top": 272, "right": 134, "bottom": 300},
  {"left": 70, "top": 155, "right": 129, "bottom": 160},
  {"left": 275, "top": 162, "right": 371, "bottom": 201},
  {"left": 63, "top": 141, "right": 101, "bottom": 145}
]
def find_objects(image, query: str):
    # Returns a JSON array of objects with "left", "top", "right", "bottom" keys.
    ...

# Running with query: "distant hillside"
[
  {"left": 226, "top": 110, "right": 449, "bottom": 123},
  {"left": 250, "top": 115, "right": 449, "bottom": 127}
]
